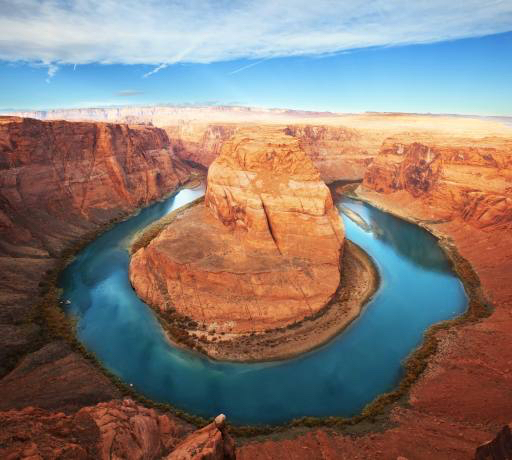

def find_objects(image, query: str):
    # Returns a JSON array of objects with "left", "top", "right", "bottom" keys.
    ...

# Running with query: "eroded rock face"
[
  {"left": 166, "top": 414, "right": 236, "bottom": 460},
  {"left": 0, "top": 399, "right": 234, "bottom": 460},
  {"left": 0, "top": 342, "right": 122, "bottom": 413},
  {"left": 166, "top": 123, "right": 380, "bottom": 183},
  {"left": 475, "top": 423, "right": 512, "bottom": 460},
  {"left": 166, "top": 124, "right": 236, "bottom": 168},
  {"left": 130, "top": 127, "right": 344, "bottom": 332},
  {"left": 362, "top": 135, "right": 512, "bottom": 230}
]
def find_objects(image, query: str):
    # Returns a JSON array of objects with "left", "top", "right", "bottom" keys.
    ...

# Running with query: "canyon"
[{"left": 0, "top": 107, "right": 511, "bottom": 459}]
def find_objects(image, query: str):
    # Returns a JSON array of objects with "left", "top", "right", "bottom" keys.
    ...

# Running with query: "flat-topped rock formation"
[{"left": 130, "top": 127, "right": 344, "bottom": 334}]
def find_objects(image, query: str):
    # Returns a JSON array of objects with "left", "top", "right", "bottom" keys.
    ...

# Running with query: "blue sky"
[{"left": 0, "top": 1, "right": 511, "bottom": 115}]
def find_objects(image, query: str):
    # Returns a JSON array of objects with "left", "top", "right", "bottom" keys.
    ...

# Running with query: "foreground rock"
[
  {"left": 475, "top": 423, "right": 512, "bottom": 460},
  {"left": 130, "top": 127, "right": 344, "bottom": 335},
  {"left": 167, "top": 414, "right": 236, "bottom": 460},
  {"left": 0, "top": 399, "right": 235, "bottom": 460}
]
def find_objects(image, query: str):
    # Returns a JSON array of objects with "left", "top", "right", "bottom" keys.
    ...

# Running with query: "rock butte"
[{"left": 130, "top": 127, "right": 344, "bottom": 333}]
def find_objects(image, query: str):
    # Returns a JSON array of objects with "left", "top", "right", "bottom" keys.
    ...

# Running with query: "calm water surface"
[{"left": 60, "top": 187, "right": 467, "bottom": 424}]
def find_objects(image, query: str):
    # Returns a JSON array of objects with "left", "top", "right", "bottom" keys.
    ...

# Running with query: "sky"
[{"left": 0, "top": 0, "right": 511, "bottom": 115}]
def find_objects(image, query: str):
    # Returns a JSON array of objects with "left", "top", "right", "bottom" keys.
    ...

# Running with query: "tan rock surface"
[
  {"left": 362, "top": 134, "right": 512, "bottom": 230},
  {"left": 130, "top": 127, "right": 344, "bottom": 333}
]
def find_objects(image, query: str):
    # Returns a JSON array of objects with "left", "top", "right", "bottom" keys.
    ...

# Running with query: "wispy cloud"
[
  {"left": 45, "top": 63, "right": 58, "bottom": 83},
  {"left": 115, "top": 90, "right": 144, "bottom": 97},
  {"left": 0, "top": 1, "right": 511, "bottom": 70}
]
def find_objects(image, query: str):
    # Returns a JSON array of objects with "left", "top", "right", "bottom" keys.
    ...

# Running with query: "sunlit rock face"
[
  {"left": 362, "top": 135, "right": 512, "bottom": 230},
  {"left": 130, "top": 127, "right": 344, "bottom": 333}
]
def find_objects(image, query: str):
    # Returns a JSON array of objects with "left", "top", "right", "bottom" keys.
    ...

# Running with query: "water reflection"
[{"left": 339, "top": 198, "right": 451, "bottom": 273}]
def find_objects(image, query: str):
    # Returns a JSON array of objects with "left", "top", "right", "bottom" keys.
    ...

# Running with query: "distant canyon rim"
[{"left": 0, "top": 106, "right": 511, "bottom": 459}]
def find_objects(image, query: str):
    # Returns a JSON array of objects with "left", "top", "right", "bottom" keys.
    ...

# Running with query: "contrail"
[
  {"left": 143, "top": 63, "right": 168, "bottom": 78},
  {"left": 228, "top": 58, "right": 270, "bottom": 75}
]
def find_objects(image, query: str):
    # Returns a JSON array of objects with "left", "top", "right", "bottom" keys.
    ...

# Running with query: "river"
[{"left": 59, "top": 185, "right": 467, "bottom": 425}]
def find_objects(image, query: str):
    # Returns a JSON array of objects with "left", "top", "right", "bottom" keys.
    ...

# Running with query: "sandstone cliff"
[
  {"left": 362, "top": 135, "right": 512, "bottom": 230},
  {"left": 0, "top": 116, "right": 190, "bottom": 377},
  {"left": 166, "top": 124, "right": 236, "bottom": 168},
  {"left": 166, "top": 123, "right": 380, "bottom": 183},
  {"left": 130, "top": 127, "right": 344, "bottom": 333}
]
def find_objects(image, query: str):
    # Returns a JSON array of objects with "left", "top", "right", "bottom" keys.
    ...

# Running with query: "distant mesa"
[{"left": 129, "top": 127, "right": 345, "bottom": 336}]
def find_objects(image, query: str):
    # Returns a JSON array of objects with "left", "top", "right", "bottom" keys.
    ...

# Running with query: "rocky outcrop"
[
  {"left": 0, "top": 399, "right": 235, "bottom": 460},
  {"left": 130, "top": 127, "right": 344, "bottom": 333},
  {"left": 0, "top": 342, "right": 122, "bottom": 413},
  {"left": 0, "top": 116, "right": 189, "bottom": 258},
  {"left": 362, "top": 135, "right": 512, "bottom": 230},
  {"left": 0, "top": 116, "right": 190, "bottom": 377},
  {"left": 167, "top": 123, "right": 380, "bottom": 182},
  {"left": 167, "top": 414, "right": 236, "bottom": 460},
  {"left": 475, "top": 423, "right": 512, "bottom": 460}
]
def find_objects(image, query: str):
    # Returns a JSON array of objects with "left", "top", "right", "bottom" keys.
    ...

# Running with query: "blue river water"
[{"left": 59, "top": 186, "right": 467, "bottom": 425}]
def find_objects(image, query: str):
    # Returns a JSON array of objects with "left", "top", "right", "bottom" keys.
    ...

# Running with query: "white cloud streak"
[
  {"left": 228, "top": 58, "right": 270, "bottom": 75},
  {"left": 0, "top": 0, "right": 510, "bottom": 69},
  {"left": 143, "top": 63, "right": 168, "bottom": 78}
]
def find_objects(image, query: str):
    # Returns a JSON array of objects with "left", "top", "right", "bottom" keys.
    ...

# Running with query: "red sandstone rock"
[
  {"left": 284, "top": 124, "right": 379, "bottom": 182},
  {"left": 0, "top": 399, "right": 232, "bottom": 460},
  {"left": 362, "top": 135, "right": 512, "bottom": 230},
  {"left": 0, "top": 116, "right": 190, "bottom": 376},
  {"left": 166, "top": 124, "right": 236, "bottom": 168},
  {"left": 130, "top": 127, "right": 344, "bottom": 332},
  {"left": 166, "top": 414, "right": 236, "bottom": 460},
  {"left": 166, "top": 123, "right": 380, "bottom": 183},
  {"left": 0, "top": 342, "right": 122, "bottom": 413}
]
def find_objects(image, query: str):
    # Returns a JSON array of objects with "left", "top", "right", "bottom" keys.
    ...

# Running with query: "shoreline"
[
  {"left": 39, "top": 180, "right": 491, "bottom": 436},
  {"left": 147, "top": 240, "right": 378, "bottom": 363},
  {"left": 128, "top": 191, "right": 379, "bottom": 363}
]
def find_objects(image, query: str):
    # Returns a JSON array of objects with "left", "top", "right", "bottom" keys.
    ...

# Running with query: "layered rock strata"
[
  {"left": 0, "top": 116, "right": 190, "bottom": 378},
  {"left": 284, "top": 125, "right": 380, "bottom": 182},
  {"left": 166, "top": 123, "right": 380, "bottom": 183},
  {"left": 362, "top": 135, "right": 512, "bottom": 230},
  {"left": 130, "top": 127, "right": 344, "bottom": 333}
]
